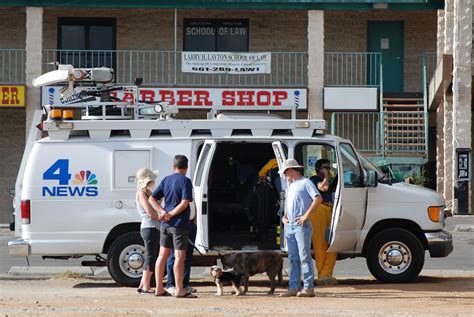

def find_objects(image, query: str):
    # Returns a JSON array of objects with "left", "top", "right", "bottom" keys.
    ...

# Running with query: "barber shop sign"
[{"left": 42, "top": 87, "right": 307, "bottom": 110}]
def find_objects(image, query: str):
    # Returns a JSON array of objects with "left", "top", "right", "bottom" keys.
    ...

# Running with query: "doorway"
[
  {"left": 368, "top": 21, "right": 404, "bottom": 93},
  {"left": 207, "top": 142, "right": 281, "bottom": 250}
]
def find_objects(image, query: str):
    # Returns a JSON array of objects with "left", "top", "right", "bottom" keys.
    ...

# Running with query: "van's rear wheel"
[
  {"left": 366, "top": 228, "right": 424, "bottom": 283},
  {"left": 106, "top": 232, "right": 144, "bottom": 287}
]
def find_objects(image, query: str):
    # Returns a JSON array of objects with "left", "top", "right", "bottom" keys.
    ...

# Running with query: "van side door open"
[
  {"left": 193, "top": 140, "right": 217, "bottom": 254},
  {"left": 271, "top": 141, "right": 288, "bottom": 251},
  {"left": 328, "top": 142, "right": 368, "bottom": 253}
]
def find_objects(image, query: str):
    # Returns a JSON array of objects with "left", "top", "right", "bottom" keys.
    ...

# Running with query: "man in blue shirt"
[
  {"left": 149, "top": 155, "right": 196, "bottom": 298},
  {"left": 279, "top": 159, "right": 322, "bottom": 298}
]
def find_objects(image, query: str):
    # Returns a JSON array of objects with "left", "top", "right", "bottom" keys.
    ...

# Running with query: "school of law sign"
[{"left": 182, "top": 52, "right": 271, "bottom": 74}]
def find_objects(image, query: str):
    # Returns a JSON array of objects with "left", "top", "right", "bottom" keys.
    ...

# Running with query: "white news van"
[{"left": 9, "top": 66, "right": 452, "bottom": 287}]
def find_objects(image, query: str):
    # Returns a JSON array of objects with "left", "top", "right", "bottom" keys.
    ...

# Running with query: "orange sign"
[{"left": 0, "top": 85, "right": 25, "bottom": 107}]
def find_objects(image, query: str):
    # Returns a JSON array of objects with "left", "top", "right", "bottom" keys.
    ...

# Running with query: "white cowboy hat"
[
  {"left": 279, "top": 158, "right": 304, "bottom": 174},
  {"left": 136, "top": 168, "right": 159, "bottom": 189}
]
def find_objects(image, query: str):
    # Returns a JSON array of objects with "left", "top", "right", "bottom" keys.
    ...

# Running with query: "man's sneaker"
[
  {"left": 279, "top": 289, "right": 299, "bottom": 297},
  {"left": 296, "top": 288, "right": 315, "bottom": 297},
  {"left": 316, "top": 277, "right": 338, "bottom": 286},
  {"left": 164, "top": 286, "right": 176, "bottom": 296},
  {"left": 185, "top": 286, "right": 197, "bottom": 294}
]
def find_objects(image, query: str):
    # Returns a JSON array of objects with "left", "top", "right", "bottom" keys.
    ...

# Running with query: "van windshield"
[{"left": 356, "top": 151, "right": 399, "bottom": 184}]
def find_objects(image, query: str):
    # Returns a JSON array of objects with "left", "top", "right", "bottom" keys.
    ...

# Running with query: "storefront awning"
[{"left": 0, "top": 0, "right": 443, "bottom": 10}]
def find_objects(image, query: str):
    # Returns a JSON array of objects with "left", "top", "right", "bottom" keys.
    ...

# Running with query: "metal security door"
[{"left": 368, "top": 21, "right": 404, "bottom": 93}]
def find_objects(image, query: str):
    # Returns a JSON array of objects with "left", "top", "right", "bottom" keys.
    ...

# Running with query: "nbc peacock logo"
[{"left": 72, "top": 170, "right": 98, "bottom": 185}]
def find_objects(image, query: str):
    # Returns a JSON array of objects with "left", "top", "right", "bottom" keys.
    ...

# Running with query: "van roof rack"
[
  {"left": 34, "top": 65, "right": 326, "bottom": 141},
  {"left": 43, "top": 117, "right": 326, "bottom": 141}
]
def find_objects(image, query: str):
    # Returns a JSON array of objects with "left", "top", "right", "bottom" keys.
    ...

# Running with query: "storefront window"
[
  {"left": 57, "top": 17, "right": 116, "bottom": 69},
  {"left": 183, "top": 19, "right": 249, "bottom": 52}
]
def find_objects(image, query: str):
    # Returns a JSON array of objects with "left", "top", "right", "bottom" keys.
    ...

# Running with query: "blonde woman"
[{"left": 136, "top": 168, "right": 161, "bottom": 294}]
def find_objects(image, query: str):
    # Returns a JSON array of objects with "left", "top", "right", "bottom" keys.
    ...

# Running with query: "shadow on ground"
[{"left": 72, "top": 276, "right": 474, "bottom": 298}]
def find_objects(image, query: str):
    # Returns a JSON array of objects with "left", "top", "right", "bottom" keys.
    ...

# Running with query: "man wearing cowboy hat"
[{"left": 279, "top": 159, "right": 322, "bottom": 298}]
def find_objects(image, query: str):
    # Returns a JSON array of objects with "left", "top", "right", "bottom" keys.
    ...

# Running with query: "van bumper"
[
  {"left": 424, "top": 230, "right": 453, "bottom": 258},
  {"left": 8, "top": 239, "right": 30, "bottom": 257}
]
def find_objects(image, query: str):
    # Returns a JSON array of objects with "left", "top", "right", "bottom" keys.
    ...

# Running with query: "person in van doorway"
[
  {"left": 310, "top": 159, "right": 338, "bottom": 286},
  {"left": 258, "top": 158, "right": 282, "bottom": 194},
  {"left": 164, "top": 200, "right": 197, "bottom": 296},
  {"left": 149, "top": 155, "right": 197, "bottom": 298},
  {"left": 135, "top": 168, "right": 161, "bottom": 294},
  {"left": 279, "top": 159, "right": 322, "bottom": 298}
]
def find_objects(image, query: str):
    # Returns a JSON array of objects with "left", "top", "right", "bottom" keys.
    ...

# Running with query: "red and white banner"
[
  {"left": 42, "top": 86, "right": 307, "bottom": 110},
  {"left": 182, "top": 52, "right": 271, "bottom": 74}
]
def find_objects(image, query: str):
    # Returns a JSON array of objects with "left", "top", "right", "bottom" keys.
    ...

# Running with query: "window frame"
[
  {"left": 57, "top": 17, "right": 117, "bottom": 51},
  {"left": 338, "top": 142, "right": 365, "bottom": 188},
  {"left": 294, "top": 142, "right": 338, "bottom": 179}
]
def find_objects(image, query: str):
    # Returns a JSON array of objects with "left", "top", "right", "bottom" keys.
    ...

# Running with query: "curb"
[
  {"left": 420, "top": 269, "right": 474, "bottom": 276},
  {"left": 7, "top": 266, "right": 110, "bottom": 278},
  {"left": 3, "top": 266, "right": 474, "bottom": 280},
  {"left": 453, "top": 224, "right": 474, "bottom": 232}
]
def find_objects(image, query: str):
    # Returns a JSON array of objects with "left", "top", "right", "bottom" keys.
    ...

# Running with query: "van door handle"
[{"left": 203, "top": 194, "right": 207, "bottom": 199}]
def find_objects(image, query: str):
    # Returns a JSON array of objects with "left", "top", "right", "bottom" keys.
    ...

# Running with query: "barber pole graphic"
[
  {"left": 294, "top": 90, "right": 300, "bottom": 108},
  {"left": 48, "top": 88, "right": 55, "bottom": 106}
]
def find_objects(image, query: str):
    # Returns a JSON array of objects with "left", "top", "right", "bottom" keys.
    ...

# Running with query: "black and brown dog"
[
  {"left": 210, "top": 265, "right": 243, "bottom": 296},
  {"left": 219, "top": 251, "right": 283, "bottom": 295}
]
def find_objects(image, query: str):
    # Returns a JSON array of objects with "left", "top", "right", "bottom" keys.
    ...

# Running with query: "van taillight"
[{"left": 21, "top": 200, "right": 30, "bottom": 224}]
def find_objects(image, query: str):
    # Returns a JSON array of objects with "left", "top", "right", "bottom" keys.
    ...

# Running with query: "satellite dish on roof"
[{"left": 32, "top": 65, "right": 73, "bottom": 88}]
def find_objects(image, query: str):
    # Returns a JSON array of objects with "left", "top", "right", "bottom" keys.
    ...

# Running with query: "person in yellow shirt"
[
  {"left": 258, "top": 158, "right": 279, "bottom": 180},
  {"left": 309, "top": 159, "right": 338, "bottom": 286},
  {"left": 258, "top": 158, "right": 281, "bottom": 193}
]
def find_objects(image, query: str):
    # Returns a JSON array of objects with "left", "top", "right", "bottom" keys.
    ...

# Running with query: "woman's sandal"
[
  {"left": 154, "top": 291, "right": 171, "bottom": 297},
  {"left": 140, "top": 289, "right": 154, "bottom": 295},
  {"left": 175, "top": 292, "right": 197, "bottom": 298},
  {"left": 137, "top": 288, "right": 154, "bottom": 294}
]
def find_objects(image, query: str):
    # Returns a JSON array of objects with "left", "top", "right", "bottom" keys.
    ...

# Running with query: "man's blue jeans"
[
  {"left": 285, "top": 221, "right": 315, "bottom": 290},
  {"left": 166, "top": 221, "right": 197, "bottom": 288}
]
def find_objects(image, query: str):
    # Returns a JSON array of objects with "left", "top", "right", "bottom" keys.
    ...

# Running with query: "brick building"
[
  {"left": 0, "top": 0, "right": 443, "bottom": 223},
  {"left": 429, "top": 0, "right": 472, "bottom": 214}
]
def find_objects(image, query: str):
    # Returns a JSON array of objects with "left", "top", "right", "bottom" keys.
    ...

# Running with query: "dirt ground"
[{"left": 0, "top": 274, "right": 473, "bottom": 317}]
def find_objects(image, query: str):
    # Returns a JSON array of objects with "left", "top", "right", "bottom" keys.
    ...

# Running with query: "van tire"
[
  {"left": 366, "top": 228, "right": 424, "bottom": 283},
  {"left": 106, "top": 232, "right": 144, "bottom": 287}
]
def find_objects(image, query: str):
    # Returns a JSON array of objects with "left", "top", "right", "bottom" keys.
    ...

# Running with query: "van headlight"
[{"left": 427, "top": 206, "right": 445, "bottom": 223}]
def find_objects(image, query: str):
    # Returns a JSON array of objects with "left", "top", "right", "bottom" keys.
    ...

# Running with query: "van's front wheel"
[
  {"left": 366, "top": 228, "right": 424, "bottom": 283},
  {"left": 106, "top": 232, "right": 144, "bottom": 287}
]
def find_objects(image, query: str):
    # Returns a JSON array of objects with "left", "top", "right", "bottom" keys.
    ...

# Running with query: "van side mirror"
[{"left": 366, "top": 169, "right": 378, "bottom": 187}]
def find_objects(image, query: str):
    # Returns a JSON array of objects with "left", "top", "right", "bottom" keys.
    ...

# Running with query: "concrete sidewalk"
[
  {"left": 6, "top": 266, "right": 109, "bottom": 278},
  {"left": 4, "top": 266, "right": 473, "bottom": 281}
]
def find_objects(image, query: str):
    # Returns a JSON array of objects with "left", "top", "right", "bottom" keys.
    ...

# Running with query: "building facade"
[
  {"left": 0, "top": 0, "right": 443, "bottom": 222},
  {"left": 429, "top": 0, "right": 472, "bottom": 214}
]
